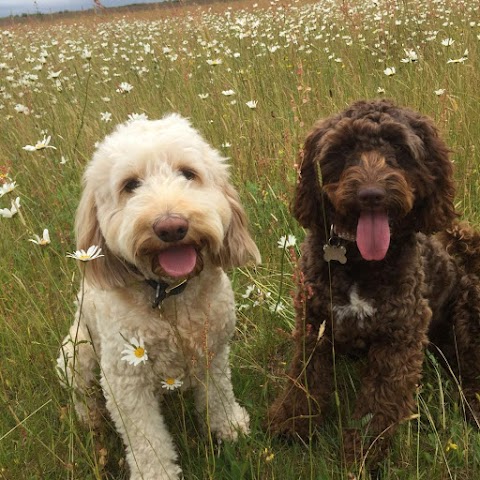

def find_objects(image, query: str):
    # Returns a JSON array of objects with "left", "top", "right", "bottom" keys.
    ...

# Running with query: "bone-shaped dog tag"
[{"left": 323, "top": 243, "right": 347, "bottom": 264}]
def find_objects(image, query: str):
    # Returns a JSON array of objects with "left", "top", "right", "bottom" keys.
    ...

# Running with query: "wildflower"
[
  {"left": 383, "top": 66, "right": 396, "bottom": 76},
  {"left": 47, "top": 70, "right": 62, "bottom": 79},
  {"left": 400, "top": 49, "right": 418, "bottom": 63},
  {"left": 198, "top": 93, "right": 209, "bottom": 99},
  {"left": 242, "top": 284, "right": 256, "bottom": 299},
  {"left": 121, "top": 337, "right": 148, "bottom": 366},
  {"left": 277, "top": 234, "right": 297, "bottom": 249},
  {"left": 60, "top": 156, "right": 68, "bottom": 165},
  {"left": 441, "top": 38, "right": 455, "bottom": 47},
  {"left": 269, "top": 302, "right": 285, "bottom": 313},
  {"left": 206, "top": 58, "right": 222, "bottom": 66},
  {"left": 376, "top": 87, "right": 386, "bottom": 94},
  {"left": 29, "top": 228, "right": 50, "bottom": 246},
  {"left": 246, "top": 100, "right": 258, "bottom": 109},
  {"left": 0, "top": 196, "right": 20, "bottom": 218},
  {"left": 445, "top": 440, "right": 458, "bottom": 452},
  {"left": 447, "top": 56, "right": 467, "bottom": 64},
  {"left": 434, "top": 89, "right": 446, "bottom": 96},
  {"left": 161, "top": 377, "right": 183, "bottom": 390},
  {"left": 116, "top": 82, "right": 134, "bottom": 94},
  {"left": 221, "top": 142, "right": 231, "bottom": 148},
  {"left": 262, "top": 447, "right": 275, "bottom": 462},
  {"left": 66, "top": 245, "right": 104, "bottom": 262},
  {"left": 127, "top": 113, "right": 148, "bottom": 123},
  {"left": 100, "top": 111, "right": 112, "bottom": 122},
  {"left": 221, "top": 89, "right": 235, "bottom": 96},
  {"left": 22, "top": 135, "right": 57, "bottom": 151},
  {"left": 14, "top": 104, "right": 30, "bottom": 115},
  {"left": 82, "top": 47, "right": 92, "bottom": 60},
  {"left": 0, "top": 181, "right": 16, "bottom": 197}
]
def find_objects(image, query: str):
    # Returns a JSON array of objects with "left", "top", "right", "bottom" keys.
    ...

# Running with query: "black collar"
[{"left": 145, "top": 279, "right": 188, "bottom": 308}]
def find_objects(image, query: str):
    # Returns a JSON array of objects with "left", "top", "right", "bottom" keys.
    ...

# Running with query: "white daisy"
[
  {"left": 447, "top": 56, "right": 467, "bottom": 64},
  {"left": 14, "top": 104, "right": 30, "bottom": 115},
  {"left": 246, "top": 100, "right": 258, "bottom": 109},
  {"left": 400, "top": 49, "right": 418, "bottom": 63},
  {"left": 127, "top": 112, "right": 148, "bottom": 123},
  {"left": 383, "top": 66, "right": 396, "bottom": 76},
  {"left": 100, "top": 111, "right": 112, "bottom": 122},
  {"left": 0, "top": 196, "right": 20, "bottom": 218},
  {"left": 206, "top": 58, "right": 222, "bottom": 66},
  {"left": 221, "top": 89, "right": 235, "bottom": 96},
  {"left": 277, "top": 234, "right": 297, "bottom": 249},
  {"left": 0, "top": 181, "right": 16, "bottom": 197},
  {"left": 22, "top": 135, "right": 57, "bottom": 151},
  {"left": 29, "top": 228, "right": 50, "bottom": 246},
  {"left": 121, "top": 337, "right": 148, "bottom": 366},
  {"left": 66, "top": 245, "right": 104, "bottom": 262},
  {"left": 116, "top": 82, "right": 134, "bottom": 94},
  {"left": 161, "top": 377, "right": 183, "bottom": 390}
]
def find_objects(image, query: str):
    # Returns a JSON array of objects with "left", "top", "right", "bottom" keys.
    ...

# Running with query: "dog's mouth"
[
  {"left": 356, "top": 209, "right": 390, "bottom": 261},
  {"left": 153, "top": 244, "right": 200, "bottom": 279}
]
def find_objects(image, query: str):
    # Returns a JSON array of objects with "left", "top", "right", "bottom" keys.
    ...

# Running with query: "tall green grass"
[{"left": 0, "top": 0, "right": 480, "bottom": 478}]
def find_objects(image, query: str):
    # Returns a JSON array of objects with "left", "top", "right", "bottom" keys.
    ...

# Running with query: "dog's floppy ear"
[
  {"left": 293, "top": 119, "right": 335, "bottom": 233},
  {"left": 75, "top": 179, "right": 133, "bottom": 289},
  {"left": 408, "top": 114, "right": 457, "bottom": 233},
  {"left": 213, "top": 182, "right": 261, "bottom": 270}
]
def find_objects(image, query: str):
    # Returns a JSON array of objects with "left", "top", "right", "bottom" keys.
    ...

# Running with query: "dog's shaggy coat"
[
  {"left": 57, "top": 115, "right": 260, "bottom": 480},
  {"left": 268, "top": 100, "right": 480, "bottom": 462}
]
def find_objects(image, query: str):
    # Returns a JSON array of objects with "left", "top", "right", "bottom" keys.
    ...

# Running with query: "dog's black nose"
[
  {"left": 358, "top": 186, "right": 386, "bottom": 208},
  {"left": 153, "top": 215, "right": 189, "bottom": 242}
]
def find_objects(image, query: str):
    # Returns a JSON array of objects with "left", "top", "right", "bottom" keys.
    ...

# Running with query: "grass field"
[{"left": 1, "top": 0, "right": 480, "bottom": 478}]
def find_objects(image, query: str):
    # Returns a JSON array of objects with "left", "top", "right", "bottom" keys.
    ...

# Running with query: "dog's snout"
[
  {"left": 358, "top": 186, "right": 386, "bottom": 208},
  {"left": 153, "top": 215, "right": 189, "bottom": 242}
]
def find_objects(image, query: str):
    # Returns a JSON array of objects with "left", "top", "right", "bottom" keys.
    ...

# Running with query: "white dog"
[{"left": 57, "top": 114, "right": 260, "bottom": 480}]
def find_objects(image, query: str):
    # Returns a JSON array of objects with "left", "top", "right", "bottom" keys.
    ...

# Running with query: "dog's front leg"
[
  {"left": 344, "top": 332, "right": 428, "bottom": 464},
  {"left": 193, "top": 344, "right": 250, "bottom": 442},
  {"left": 100, "top": 360, "right": 182, "bottom": 480}
]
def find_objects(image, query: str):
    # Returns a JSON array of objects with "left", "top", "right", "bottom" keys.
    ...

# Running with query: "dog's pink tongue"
[
  {"left": 356, "top": 211, "right": 390, "bottom": 261},
  {"left": 158, "top": 245, "right": 197, "bottom": 278}
]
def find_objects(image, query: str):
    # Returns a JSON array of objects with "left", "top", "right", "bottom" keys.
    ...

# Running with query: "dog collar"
[{"left": 145, "top": 278, "right": 188, "bottom": 308}]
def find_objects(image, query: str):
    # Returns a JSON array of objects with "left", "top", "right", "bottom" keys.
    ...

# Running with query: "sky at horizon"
[{"left": 0, "top": 0, "right": 165, "bottom": 17}]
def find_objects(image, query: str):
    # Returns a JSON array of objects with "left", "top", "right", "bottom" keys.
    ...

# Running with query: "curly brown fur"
[{"left": 268, "top": 99, "right": 480, "bottom": 465}]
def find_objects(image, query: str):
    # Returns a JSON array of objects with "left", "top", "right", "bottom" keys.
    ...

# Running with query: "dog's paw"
[
  {"left": 342, "top": 427, "right": 390, "bottom": 466},
  {"left": 214, "top": 404, "right": 250, "bottom": 442}
]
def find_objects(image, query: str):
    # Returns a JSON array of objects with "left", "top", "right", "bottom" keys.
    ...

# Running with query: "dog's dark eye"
[
  {"left": 180, "top": 169, "right": 196, "bottom": 181},
  {"left": 123, "top": 179, "right": 141, "bottom": 192}
]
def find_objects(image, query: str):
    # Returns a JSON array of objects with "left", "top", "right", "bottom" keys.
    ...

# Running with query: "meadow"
[{"left": 1, "top": 0, "right": 480, "bottom": 478}]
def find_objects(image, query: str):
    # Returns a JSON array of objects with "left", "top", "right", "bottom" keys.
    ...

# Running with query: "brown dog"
[{"left": 268, "top": 99, "right": 480, "bottom": 463}]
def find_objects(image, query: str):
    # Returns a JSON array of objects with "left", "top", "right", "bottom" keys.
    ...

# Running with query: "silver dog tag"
[
  {"left": 323, "top": 243, "right": 347, "bottom": 264},
  {"left": 323, "top": 225, "right": 347, "bottom": 264}
]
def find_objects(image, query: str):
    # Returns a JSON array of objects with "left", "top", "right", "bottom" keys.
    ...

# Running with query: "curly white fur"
[{"left": 56, "top": 114, "right": 260, "bottom": 480}]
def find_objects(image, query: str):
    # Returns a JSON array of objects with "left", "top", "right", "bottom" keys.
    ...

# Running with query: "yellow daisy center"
[
  {"left": 165, "top": 378, "right": 175, "bottom": 385},
  {"left": 134, "top": 347, "right": 145, "bottom": 358}
]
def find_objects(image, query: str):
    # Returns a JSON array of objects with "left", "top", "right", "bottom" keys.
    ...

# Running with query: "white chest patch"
[{"left": 333, "top": 284, "right": 376, "bottom": 328}]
